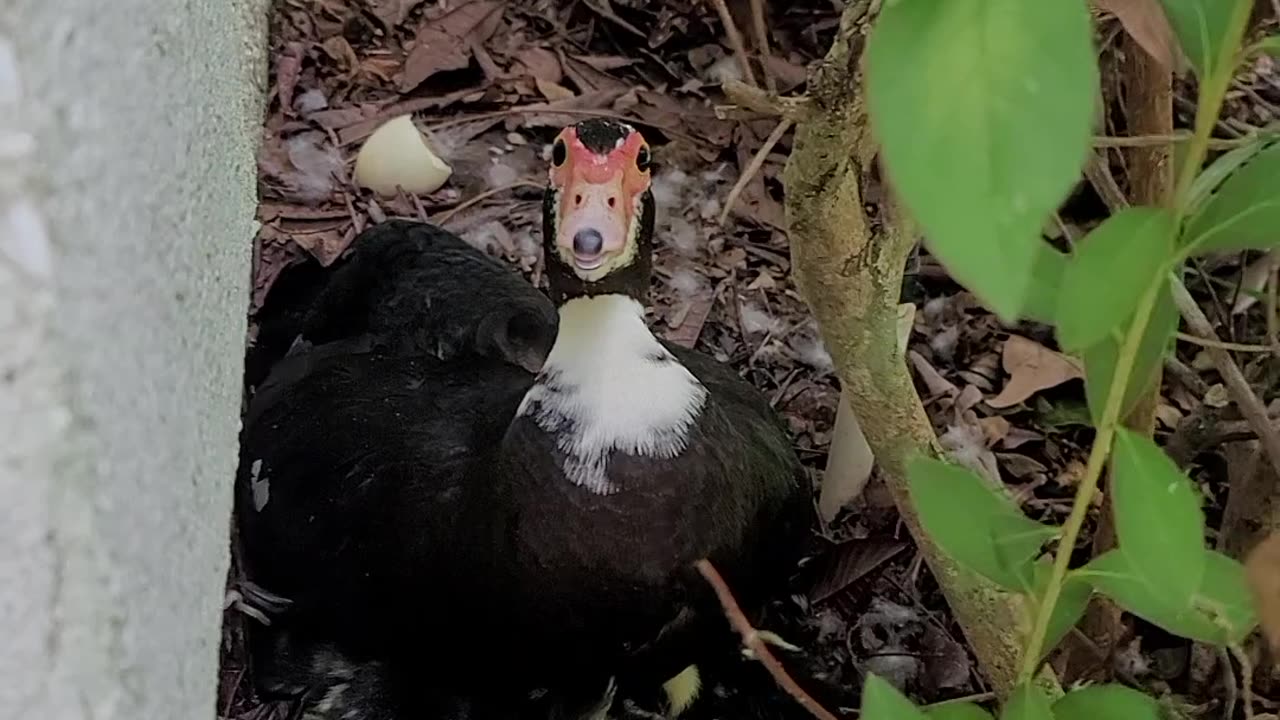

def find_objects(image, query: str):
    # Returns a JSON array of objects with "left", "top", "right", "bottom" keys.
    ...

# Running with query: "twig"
[
  {"left": 749, "top": 0, "right": 777, "bottom": 94},
  {"left": 430, "top": 181, "right": 543, "bottom": 225},
  {"left": 925, "top": 692, "right": 997, "bottom": 710},
  {"left": 1052, "top": 212, "right": 1080, "bottom": 245},
  {"left": 1165, "top": 356, "right": 1211, "bottom": 396},
  {"left": 1269, "top": 264, "right": 1278, "bottom": 353},
  {"left": 581, "top": 0, "right": 648, "bottom": 40},
  {"left": 1171, "top": 276, "right": 1280, "bottom": 480},
  {"left": 718, "top": 118, "right": 793, "bottom": 226},
  {"left": 1229, "top": 643, "right": 1256, "bottom": 720},
  {"left": 1220, "top": 647, "right": 1239, "bottom": 720},
  {"left": 1084, "top": 152, "right": 1129, "bottom": 212},
  {"left": 719, "top": 80, "right": 813, "bottom": 122},
  {"left": 694, "top": 559, "right": 840, "bottom": 720},
  {"left": 706, "top": 0, "right": 759, "bottom": 87},
  {"left": 1176, "top": 331, "right": 1275, "bottom": 353},
  {"left": 1090, "top": 132, "right": 1260, "bottom": 149}
]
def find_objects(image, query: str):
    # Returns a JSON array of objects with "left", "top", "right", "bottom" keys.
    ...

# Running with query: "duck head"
[{"left": 542, "top": 119, "right": 656, "bottom": 304}]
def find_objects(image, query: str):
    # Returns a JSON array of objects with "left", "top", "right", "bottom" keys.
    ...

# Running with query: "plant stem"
[
  {"left": 1172, "top": 0, "right": 1255, "bottom": 213},
  {"left": 1018, "top": 0, "right": 1254, "bottom": 681},
  {"left": 1017, "top": 277, "right": 1163, "bottom": 680}
]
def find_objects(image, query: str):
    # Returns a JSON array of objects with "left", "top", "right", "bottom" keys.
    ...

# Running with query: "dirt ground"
[{"left": 218, "top": 1, "right": 1280, "bottom": 718}]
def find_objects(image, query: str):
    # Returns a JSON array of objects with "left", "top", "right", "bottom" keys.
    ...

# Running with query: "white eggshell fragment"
[{"left": 354, "top": 114, "right": 452, "bottom": 197}]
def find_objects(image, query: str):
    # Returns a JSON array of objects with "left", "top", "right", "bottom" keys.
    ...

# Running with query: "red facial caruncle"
[{"left": 548, "top": 123, "right": 652, "bottom": 279}]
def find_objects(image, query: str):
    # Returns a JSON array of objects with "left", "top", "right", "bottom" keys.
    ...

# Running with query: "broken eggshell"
[{"left": 354, "top": 114, "right": 452, "bottom": 197}]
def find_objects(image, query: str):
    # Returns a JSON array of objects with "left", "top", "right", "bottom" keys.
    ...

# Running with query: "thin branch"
[
  {"left": 706, "top": 0, "right": 759, "bottom": 88},
  {"left": 1090, "top": 132, "right": 1260, "bottom": 149},
  {"left": 431, "top": 181, "right": 543, "bottom": 225},
  {"left": 720, "top": 80, "right": 813, "bottom": 123},
  {"left": 694, "top": 559, "right": 840, "bottom": 720},
  {"left": 1176, "top": 331, "right": 1275, "bottom": 353},
  {"left": 1084, "top": 152, "right": 1129, "bottom": 212},
  {"left": 718, "top": 118, "right": 793, "bottom": 226},
  {"left": 749, "top": 0, "right": 777, "bottom": 94},
  {"left": 1230, "top": 643, "right": 1256, "bottom": 720},
  {"left": 1171, "top": 276, "right": 1280, "bottom": 480}
]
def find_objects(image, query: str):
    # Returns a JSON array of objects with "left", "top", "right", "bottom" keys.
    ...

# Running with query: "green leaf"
[
  {"left": 991, "top": 514, "right": 1058, "bottom": 591},
  {"left": 1081, "top": 549, "right": 1256, "bottom": 645},
  {"left": 1183, "top": 139, "right": 1280, "bottom": 254},
  {"left": 929, "top": 702, "right": 996, "bottom": 720},
  {"left": 866, "top": 0, "right": 1096, "bottom": 320},
  {"left": 1001, "top": 683, "right": 1055, "bottom": 720},
  {"left": 862, "top": 674, "right": 928, "bottom": 720},
  {"left": 909, "top": 456, "right": 1054, "bottom": 590},
  {"left": 1034, "top": 396, "right": 1093, "bottom": 429},
  {"left": 1157, "top": 0, "right": 1236, "bottom": 79},
  {"left": 1081, "top": 279, "right": 1179, "bottom": 425},
  {"left": 1112, "top": 429, "right": 1206, "bottom": 604},
  {"left": 1253, "top": 36, "right": 1280, "bottom": 58},
  {"left": 1027, "top": 561, "right": 1093, "bottom": 661},
  {"left": 1052, "top": 684, "right": 1160, "bottom": 720},
  {"left": 1199, "top": 549, "right": 1259, "bottom": 645},
  {"left": 1056, "top": 208, "right": 1176, "bottom": 351},
  {"left": 1022, "top": 243, "right": 1069, "bottom": 326},
  {"left": 1186, "top": 137, "right": 1272, "bottom": 217}
]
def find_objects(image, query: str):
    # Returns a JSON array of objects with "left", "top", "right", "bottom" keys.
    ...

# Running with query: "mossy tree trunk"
[{"left": 780, "top": 6, "right": 1056, "bottom": 696}]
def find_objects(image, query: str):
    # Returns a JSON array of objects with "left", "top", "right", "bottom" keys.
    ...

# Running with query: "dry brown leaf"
[
  {"left": 275, "top": 43, "right": 305, "bottom": 116},
  {"left": 809, "top": 538, "right": 908, "bottom": 603},
  {"left": 987, "top": 335, "right": 1084, "bottom": 409},
  {"left": 763, "top": 55, "right": 808, "bottom": 91},
  {"left": 515, "top": 47, "right": 562, "bottom": 83},
  {"left": 1092, "top": 0, "right": 1178, "bottom": 70},
  {"left": 398, "top": 0, "right": 503, "bottom": 91},
  {"left": 283, "top": 220, "right": 354, "bottom": 266},
  {"left": 978, "top": 415, "right": 1011, "bottom": 446},
  {"left": 1000, "top": 426, "right": 1043, "bottom": 450},
  {"left": 364, "top": 0, "right": 423, "bottom": 30},
  {"left": 534, "top": 77, "right": 576, "bottom": 101},
  {"left": 251, "top": 231, "right": 308, "bottom": 313},
  {"left": 663, "top": 288, "right": 714, "bottom": 349},
  {"left": 997, "top": 453, "right": 1049, "bottom": 479},
  {"left": 321, "top": 35, "right": 360, "bottom": 76},
  {"left": 819, "top": 390, "right": 876, "bottom": 522},
  {"left": 516, "top": 90, "right": 628, "bottom": 128},
  {"left": 1246, "top": 531, "right": 1280, "bottom": 654},
  {"left": 909, "top": 349, "right": 960, "bottom": 397},
  {"left": 571, "top": 54, "right": 637, "bottom": 72},
  {"left": 1232, "top": 250, "right": 1279, "bottom": 315},
  {"left": 561, "top": 54, "right": 631, "bottom": 96}
]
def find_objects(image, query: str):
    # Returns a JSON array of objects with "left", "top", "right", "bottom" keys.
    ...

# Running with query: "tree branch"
[
  {"left": 1171, "top": 277, "right": 1280, "bottom": 483},
  {"left": 780, "top": 2, "right": 1057, "bottom": 696},
  {"left": 694, "top": 560, "right": 839, "bottom": 720}
]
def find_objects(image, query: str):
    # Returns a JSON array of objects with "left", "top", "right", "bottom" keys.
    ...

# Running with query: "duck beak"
[{"left": 557, "top": 170, "right": 631, "bottom": 276}]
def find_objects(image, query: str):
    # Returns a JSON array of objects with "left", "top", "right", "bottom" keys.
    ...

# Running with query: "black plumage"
[{"left": 235, "top": 120, "right": 812, "bottom": 719}]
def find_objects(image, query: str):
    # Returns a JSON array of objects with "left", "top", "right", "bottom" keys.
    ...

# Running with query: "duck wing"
[
  {"left": 246, "top": 219, "right": 558, "bottom": 391},
  {"left": 236, "top": 351, "right": 532, "bottom": 653}
]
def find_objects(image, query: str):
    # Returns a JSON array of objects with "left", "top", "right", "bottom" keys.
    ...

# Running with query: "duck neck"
[{"left": 516, "top": 293, "right": 708, "bottom": 495}]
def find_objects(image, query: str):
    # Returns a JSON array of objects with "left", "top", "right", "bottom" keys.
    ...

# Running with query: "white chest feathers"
[{"left": 516, "top": 294, "right": 708, "bottom": 495}]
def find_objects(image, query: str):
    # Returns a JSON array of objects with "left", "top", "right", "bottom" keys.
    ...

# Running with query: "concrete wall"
[{"left": 1, "top": 1, "right": 267, "bottom": 717}]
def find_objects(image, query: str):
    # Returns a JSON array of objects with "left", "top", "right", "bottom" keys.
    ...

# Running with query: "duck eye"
[
  {"left": 636, "top": 146, "right": 651, "bottom": 172},
  {"left": 552, "top": 140, "right": 567, "bottom": 167}
]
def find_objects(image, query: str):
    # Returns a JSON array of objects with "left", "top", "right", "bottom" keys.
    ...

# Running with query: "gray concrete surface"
[{"left": 1, "top": 1, "right": 267, "bottom": 717}]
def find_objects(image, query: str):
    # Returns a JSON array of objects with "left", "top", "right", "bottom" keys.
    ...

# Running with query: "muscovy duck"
[
  {"left": 481, "top": 119, "right": 811, "bottom": 708},
  {"left": 235, "top": 118, "right": 811, "bottom": 718}
]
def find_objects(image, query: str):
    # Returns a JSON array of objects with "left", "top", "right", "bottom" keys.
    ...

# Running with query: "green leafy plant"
[{"left": 861, "top": 0, "right": 1274, "bottom": 715}]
